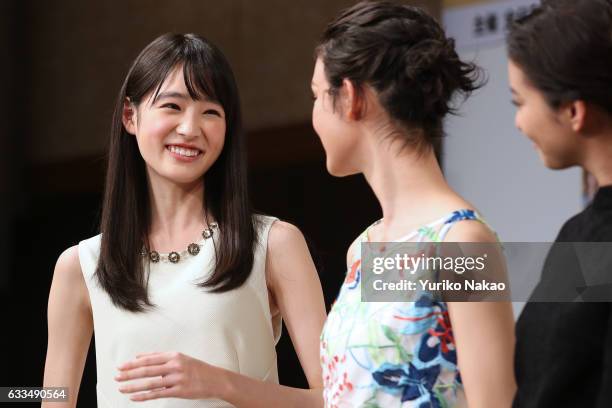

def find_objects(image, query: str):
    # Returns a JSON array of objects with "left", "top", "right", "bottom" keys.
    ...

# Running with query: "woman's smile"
[{"left": 165, "top": 144, "right": 203, "bottom": 162}]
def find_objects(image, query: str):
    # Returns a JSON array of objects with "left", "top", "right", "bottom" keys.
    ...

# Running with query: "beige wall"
[{"left": 26, "top": 0, "right": 440, "bottom": 164}]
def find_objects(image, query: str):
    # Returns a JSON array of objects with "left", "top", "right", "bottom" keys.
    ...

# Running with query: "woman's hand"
[{"left": 115, "top": 351, "right": 227, "bottom": 402}]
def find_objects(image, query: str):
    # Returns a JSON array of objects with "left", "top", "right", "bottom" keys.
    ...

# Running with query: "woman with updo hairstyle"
[
  {"left": 508, "top": 1, "right": 612, "bottom": 407},
  {"left": 312, "top": 1, "right": 516, "bottom": 407}
]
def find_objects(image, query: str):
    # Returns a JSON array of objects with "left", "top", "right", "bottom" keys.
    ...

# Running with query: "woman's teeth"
[{"left": 167, "top": 145, "right": 201, "bottom": 157}]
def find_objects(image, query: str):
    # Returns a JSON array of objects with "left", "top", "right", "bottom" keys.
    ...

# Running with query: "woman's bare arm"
[
  {"left": 42, "top": 246, "right": 93, "bottom": 407},
  {"left": 215, "top": 220, "right": 326, "bottom": 407},
  {"left": 445, "top": 222, "right": 516, "bottom": 408}
]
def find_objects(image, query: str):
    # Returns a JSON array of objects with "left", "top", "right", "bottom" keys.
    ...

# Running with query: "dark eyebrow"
[
  {"left": 510, "top": 87, "right": 518, "bottom": 95},
  {"left": 154, "top": 91, "right": 217, "bottom": 104},
  {"left": 154, "top": 91, "right": 189, "bottom": 102}
]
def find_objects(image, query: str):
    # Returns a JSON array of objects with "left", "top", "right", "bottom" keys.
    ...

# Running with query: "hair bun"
[{"left": 317, "top": 1, "right": 484, "bottom": 146}]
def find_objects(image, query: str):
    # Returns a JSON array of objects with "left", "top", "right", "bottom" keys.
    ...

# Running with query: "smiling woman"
[
  {"left": 42, "top": 33, "right": 326, "bottom": 408},
  {"left": 506, "top": 1, "right": 612, "bottom": 407}
]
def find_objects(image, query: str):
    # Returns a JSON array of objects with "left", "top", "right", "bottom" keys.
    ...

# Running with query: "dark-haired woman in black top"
[{"left": 507, "top": 1, "right": 612, "bottom": 406}]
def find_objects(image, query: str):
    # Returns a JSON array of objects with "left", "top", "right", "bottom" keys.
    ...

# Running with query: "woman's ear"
[
  {"left": 341, "top": 78, "right": 365, "bottom": 121},
  {"left": 567, "top": 100, "right": 587, "bottom": 133},
  {"left": 122, "top": 98, "right": 137, "bottom": 135}
]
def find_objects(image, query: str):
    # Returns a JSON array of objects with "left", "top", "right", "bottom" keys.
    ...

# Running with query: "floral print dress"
[{"left": 320, "top": 209, "right": 485, "bottom": 408}]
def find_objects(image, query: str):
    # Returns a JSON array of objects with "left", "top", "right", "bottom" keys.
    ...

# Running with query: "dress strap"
[
  {"left": 436, "top": 209, "right": 484, "bottom": 242},
  {"left": 362, "top": 219, "right": 382, "bottom": 243},
  {"left": 363, "top": 209, "right": 487, "bottom": 243}
]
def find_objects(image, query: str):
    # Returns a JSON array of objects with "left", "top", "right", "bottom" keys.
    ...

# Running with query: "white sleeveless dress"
[{"left": 78, "top": 215, "right": 281, "bottom": 407}]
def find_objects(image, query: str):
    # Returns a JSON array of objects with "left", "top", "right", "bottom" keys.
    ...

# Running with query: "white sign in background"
[{"left": 443, "top": 0, "right": 540, "bottom": 50}]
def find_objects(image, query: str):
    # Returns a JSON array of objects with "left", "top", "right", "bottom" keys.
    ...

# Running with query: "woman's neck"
[
  {"left": 146, "top": 171, "right": 208, "bottom": 250},
  {"left": 582, "top": 129, "right": 612, "bottom": 187},
  {"left": 361, "top": 134, "right": 467, "bottom": 241}
]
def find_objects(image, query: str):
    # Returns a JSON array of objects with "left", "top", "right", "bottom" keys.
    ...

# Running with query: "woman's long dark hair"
[
  {"left": 97, "top": 33, "right": 256, "bottom": 312},
  {"left": 507, "top": 0, "right": 612, "bottom": 113}
]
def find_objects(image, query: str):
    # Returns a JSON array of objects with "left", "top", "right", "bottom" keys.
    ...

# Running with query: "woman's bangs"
[{"left": 183, "top": 56, "right": 220, "bottom": 104}]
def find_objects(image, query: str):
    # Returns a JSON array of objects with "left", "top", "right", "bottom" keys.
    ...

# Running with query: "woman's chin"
[
  {"left": 326, "top": 160, "right": 358, "bottom": 178},
  {"left": 540, "top": 153, "right": 574, "bottom": 170},
  {"left": 161, "top": 171, "right": 205, "bottom": 186}
]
